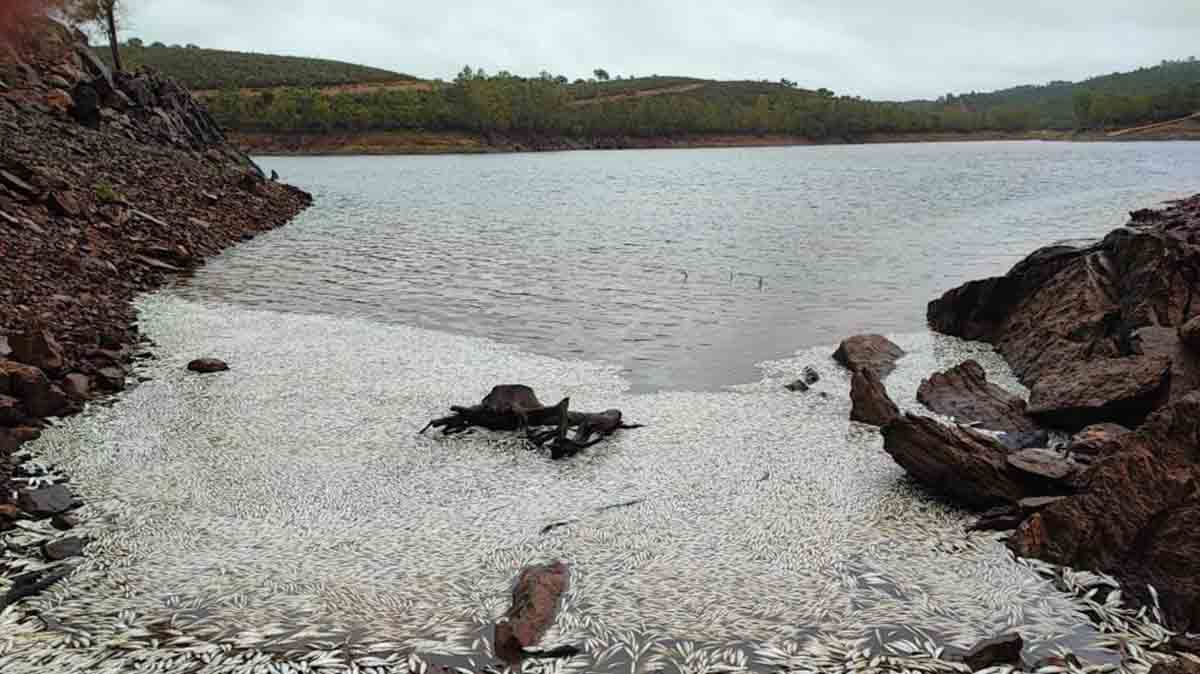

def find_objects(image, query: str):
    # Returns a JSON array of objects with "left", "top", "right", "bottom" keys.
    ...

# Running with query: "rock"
[
  {"left": 785, "top": 379, "right": 810, "bottom": 392},
  {"left": 850, "top": 368, "right": 900, "bottom": 427},
  {"left": 960, "top": 633, "right": 1023, "bottom": 671},
  {"left": 494, "top": 561, "right": 568, "bottom": 661},
  {"left": 0, "top": 169, "right": 36, "bottom": 196},
  {"left": 1006, "top": 447, "right": 1079, "bottom": 482},
  {"left": 833, "top": 334, "right": 905, "bottom": 378},
  {"left": 1150, "top": 658, "right": 1200, "bottom": 674},
  {"left": 1017, "top": 495, "right": 1067, "bottom": 513},
  {"left": 9, "top": 328, "right": 65, "bottom": 373},
  {"left": 1180, "top": 317, "right": 1200, "bottom": 352},
  {"left": 187, "top": 358, "right": 229, "bottom": 374},
  {"left": 802, "top": 366, "right": 820, "bottom": 385},
  {"left": 50, "top": 513, "right": 80, "bottom": 531},
  {"left": 45, "top": 88, "right": 73, "bottom": 114},
  {"left": 0, "top": 504, "right": 21, "bottom": 523},
  {"left": 0, "top": 335, "right": 9, "bottom": 357},
  {"left": 61, "top": 373, "right": 91, "bottom": 399},
  {"left": 970, "top": 506, "right": 1024, "bottom": 532},
  {"left": 995, "top": 429, "right": 1051, "bottom": 451},
  {"left": 1067, "top": 423, "right": 1130, "bottom": 458},
  {"left": 47, "top": 74, "right": 72, "bottom": 89},
  {"left": 70, "top": 80, "right": 101, "bottom": 129},
  {"left": 1027, "top": 355, "right": 1172, "bottom": 430},
  {"left": 917, "top": 360, "right": 1039, "bottom": 433},
  {"left": 47, "top": 190, "right": 84, "bottom": 217},
  {"left": 17, "top": 484, "right": 74, "bottom": 518},
  {"left": 0, "top": 360, "right": 68, "bottom": 417},
  {"left": 94, "top": 366, "right": 126, "bottom": 391},
  {"left": 882, "top": 414, "right": 1028, "bottom": 508},
  {"left": 43, "top": 536, "right": 87, "bottom": 561},
  {"left": 1010, "top": 393, "right": 1200, "bottom": 633}
]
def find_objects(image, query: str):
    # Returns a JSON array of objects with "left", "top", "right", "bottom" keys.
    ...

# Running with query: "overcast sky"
[{"left": 125, "top": 0, "right": 1199, "bottom": 101}]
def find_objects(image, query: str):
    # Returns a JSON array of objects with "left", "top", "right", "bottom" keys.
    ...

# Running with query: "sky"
[{"left": 123, "top": 0, "right": 1199, "bottom": 101}]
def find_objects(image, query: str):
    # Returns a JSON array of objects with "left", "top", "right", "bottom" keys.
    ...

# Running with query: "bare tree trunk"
[{"left": 105, "top": 4, "right": 122, "bottom": 72}]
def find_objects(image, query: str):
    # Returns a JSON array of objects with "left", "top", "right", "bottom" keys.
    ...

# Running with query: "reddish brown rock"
[
  {"left": 1006, "top": 447, "right": 1080, "bottom": 482},
  {"left": 0, "top": 360, "right": 68, "bottom": 417},
  {"left": 1181, "top": 317, "right": 1200, "bottom": 353},
  {"left": 1027, "top": 355, "right": 1172, "bottom": 430},
  {"left": 1067, "top": 423, "right": 1130, "bottom": 458},
  {"left": 881, "top": 414, "right": 1027, "bottom": 508},
  {"left": 850, "top": 368, "right": 900, "bottom": 427},
  {"left": 0, "top": 394, "right": 25, "bottom": 426},
  {"left": 61, "top": 373, "right": 90, "bottom": 399},
  {"left": 833, "top": 334, "right": 905, "bottom": 379},
  {"left": 8, "top": 328, "right": 65, "bottom": 373},
  {"left": 917, "top": 360, "right": 1038, "bottom": 433},
  {"left": 494, "top": 561, "right": 569, "bottom": 662}
]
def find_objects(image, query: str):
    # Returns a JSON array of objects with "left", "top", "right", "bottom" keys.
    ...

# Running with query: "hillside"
[
  {"left": 92, "top": 42, "right": 415, "bottom": 91},
  {"left": 919, "top": 58, "right": 1200, "bottom": 130}
]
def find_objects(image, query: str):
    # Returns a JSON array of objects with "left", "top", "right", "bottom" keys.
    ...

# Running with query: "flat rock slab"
[
  {"left": 834, "top": 334, "right": 905, "bottom": 379},
  {"left": 17, "top": 484, "right": 74, "bottom": 518},
  {"left": 1007, "top": 447, "right": 1079, "bottom": 482},
  {"left": 43, "top": 536, "right": 88, "bottom": 561},
  {"left": 1028, "top": 355, "right": 1172, "bottom": 430},
  {"left": 917, "top": 360, "right": 1039, "bottom": 433}
]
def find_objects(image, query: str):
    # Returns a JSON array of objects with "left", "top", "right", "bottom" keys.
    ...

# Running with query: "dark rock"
[
  {"left": 50, "top": 513, "right": 80, "bottom": 531},
  {"left": 1006, "top": 447, "right": 1079, "bottom": 482},
  {"left": 43, "top": 536, "right": 87, "bottom": 561},
  {"left": 1017, "top": 496, "right": 1067, "bottom": 513},
  {"left": 0, "top": 169, "right": 36, "bottom": 196},
  {"left": 917, "top": 360, "right": 1039, "bottom": 433},
  {"left": 1172, "top": 635, "right": 1200, "bottom": 655},
  {"left": 187, "top": 358, "right": 229, "bottom": 374},
  {"left": 0, "top": 394, "right": 25, "bottom": 426},
  {"left": 70, "top": 80, "right": 101, "bottom": 129},
  {"left": 61, "top": 373, "right": 91, "bottom": 399},
  {"left": 1027, "top": 355, "right": 1172, "bottom": 430},
  {"left": 834, "top": 334, "right": 905, "bottom": 378},
  {"left": 995, "top": 429, "right": 1051, "bottom": 451},
  {"left": 46, "top": 191, "right": 84, "bottom": 217},
  {"left": 9, "top": 328, "right": 66, "bottom": 373},
  {"left": 1, "top": 565, "right": 73, "bottom": 610},
  {"left": 17, "top": 484, "right": 74, "bottom": 518},
  {"left": 960, "top": 633, "right": 1023, "bottom": 671},
  {"left": 0, "top": 360, "right": 68, "bottom": 417},
  {"left": 785, "top": 379, "right": 810, "bottom": 392},
  {"left": 494, "top": 561, "right": 569, "bottom": 662},
  {"left": 850, "top": 368, "right": 900, "bottom": 427},
  {"left": 1180, "top": 317, "right": 1200, "bottom": 352},
  {"left": 802, "top": 366, "right": 820, "bottom": 385},
  {"left": 970, "top": 506, "right": 1024, "bottom": 532},
  {"left": 882, "top": 414, "right": 1027, "bottom": 508}
]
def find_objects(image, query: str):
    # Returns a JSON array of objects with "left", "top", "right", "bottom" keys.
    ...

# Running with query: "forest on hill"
[
  {"left": 93, "top": 41, "right": 414, "bottom": 90},
  {"left": 101, "top": 39, "right": 1200, "bottom": 141}
]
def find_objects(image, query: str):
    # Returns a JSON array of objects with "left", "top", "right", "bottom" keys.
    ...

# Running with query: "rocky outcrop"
[
  {"left": 833, "top": 334, "right": 904, "bottom": 378},
  {"left": 1026, "top": 355, "right": 1172, "bottom": 430},
  {"left": 916, "top": 360, "right": 1038, "bottom": 432},
  {"left": 850, "top": 368, "right": 900, "bottom": 427}
]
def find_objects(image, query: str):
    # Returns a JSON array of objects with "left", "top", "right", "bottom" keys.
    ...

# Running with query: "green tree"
[
  {"left": 593, "top": 68, "right": 610, "bottom": 82},
  {"left": 64, "top": 0, "right": 130, "bottom": 72}
]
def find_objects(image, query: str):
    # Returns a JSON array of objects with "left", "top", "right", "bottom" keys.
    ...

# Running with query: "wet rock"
[
  {"left": 187, "top": 357, "right": 229, "bottom": 374},
  {"left": 9, "top": 328, "right": 65, "bottom": 373},
  {"left": 917, "top": 360, "right": 1038, "bottom": 433},
  {"left": 1180, "top": 317, "right": 1200, "bottom": 352},
  {"left": 1006, "top": 447, "right": 1079, "bottom": 482},
  {"left": 882, "top": 414, "right": 1027, "bottom": 508},
  {"left": 834, "top": 334, "right": 905, "bottom": 378},
  {"left": 850, "top": 368, "right": 900, "bottom": 427},
  {"left": 1027, "top": 355, "right": 1172, "bottom": 430},
  {"left": 495, "top": 561, "right": 569, "bottom": 661},
  {"left": 43, "top": 536, "right": 87, "bottom": 561},
  {"left": 17, "top": 484, "right": 74, "bottom": 518},
  {"left": 61, "top": 373, "right": 91, "bottom": 399},
  {"left": 960, "top": 633, "right": 1023, "bottom": 671}
]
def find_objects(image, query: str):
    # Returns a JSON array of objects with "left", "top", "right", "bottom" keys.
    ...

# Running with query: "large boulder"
[
  {"left": 850, "top": 368, "right": 900, "bottom": 427},
  {"left": 881, "top": 414, "right": 1028, "bottom": 508},
  {"left": 1026, "top": 355, "right": 1172, "bottom": 430},
  {"left": 916, "top": 360, "right": 1038, "bottom": 433},
  {"left": 1010, "top": 393, "right": 1200, "bottom": 632},
  {"left": 833, "top": 335, "right": 904, "bottom": 379}
]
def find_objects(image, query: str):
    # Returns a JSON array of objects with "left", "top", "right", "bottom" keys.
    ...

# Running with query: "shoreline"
[{"left": 228, "top": 128, "right": 1200, "bottom": 157}]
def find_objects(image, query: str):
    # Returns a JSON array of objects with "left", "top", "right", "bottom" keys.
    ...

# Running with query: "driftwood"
[{"left": 421, "top": 385, "right": 641, "bottom": 459}]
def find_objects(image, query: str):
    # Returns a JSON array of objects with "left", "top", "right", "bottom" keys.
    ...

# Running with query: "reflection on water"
[{"left": 170, "top": 141, "right": 1200, "bottom": 391}]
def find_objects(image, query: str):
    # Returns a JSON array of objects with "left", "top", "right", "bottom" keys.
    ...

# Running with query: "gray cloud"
[{"left": 124, "top": 0, "right": 1199, "bottom": 100}]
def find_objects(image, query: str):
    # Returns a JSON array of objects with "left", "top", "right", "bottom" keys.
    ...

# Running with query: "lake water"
[
  {"left": 5, "top": 142, "right": 1199, "bottom": 674},
  {"left": 186, "top": 141, "right": 1200, "bottom": 392}
]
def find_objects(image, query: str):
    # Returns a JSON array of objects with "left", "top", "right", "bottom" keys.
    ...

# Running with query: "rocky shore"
[
  {"left": 855, "top": 195, "right": 1200, "bottom": 652},
  {"left": 1, "top": 15, "right": 309, "bottom": 601}
]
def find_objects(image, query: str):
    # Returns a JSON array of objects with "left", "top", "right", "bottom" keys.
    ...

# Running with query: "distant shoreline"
[{"left": 232, "top": 129, "right": 1199, "bottom": 156}]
